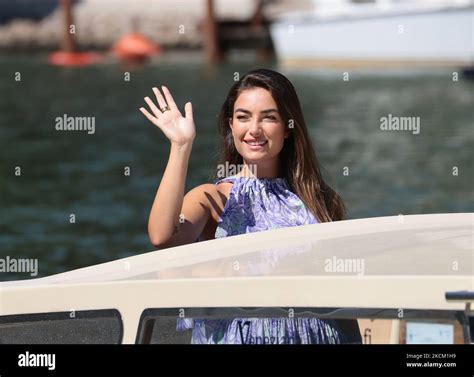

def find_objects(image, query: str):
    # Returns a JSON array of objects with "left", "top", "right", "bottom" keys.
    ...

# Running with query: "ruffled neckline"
[{"left": 216, "top": 174, "right": 287, "bottom": 185}]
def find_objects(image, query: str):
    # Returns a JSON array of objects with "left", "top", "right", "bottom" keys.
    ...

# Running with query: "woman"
[{"left": 140, "top": 68, "right": 361, "bottom": 344}]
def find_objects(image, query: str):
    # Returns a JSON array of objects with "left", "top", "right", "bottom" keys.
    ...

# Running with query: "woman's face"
[{"left": 230, "top": 87, "right": 288, "bottom": 167}]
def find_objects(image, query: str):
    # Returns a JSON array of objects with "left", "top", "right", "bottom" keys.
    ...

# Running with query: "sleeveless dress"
[{"left": 176, "top": 175, "right": 362, "bottom": 344}]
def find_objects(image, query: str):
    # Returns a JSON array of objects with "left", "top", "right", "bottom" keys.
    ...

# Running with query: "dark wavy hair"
[{"left": 216, "top": 68, "right": 346, "bottom": 222}]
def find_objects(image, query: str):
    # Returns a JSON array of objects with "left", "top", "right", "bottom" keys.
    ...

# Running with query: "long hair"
[{"left": 217, "top": 68, "right": 346, "bottom": 222}]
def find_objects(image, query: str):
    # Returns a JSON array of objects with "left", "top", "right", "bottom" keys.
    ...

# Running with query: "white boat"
[
  {"left": 269, "top": 0, "right": 474, "bottom": 68},
  {"left": 0, "top": 213, "right": 472, "bottom": 344}
]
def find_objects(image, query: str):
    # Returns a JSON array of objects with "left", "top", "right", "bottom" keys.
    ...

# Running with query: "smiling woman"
[
  {"left": 216, "top": 69, "right": 346, "bottom": 223},
  {"left": 139, "top": 68, "right": 360, "bottom": 344}
]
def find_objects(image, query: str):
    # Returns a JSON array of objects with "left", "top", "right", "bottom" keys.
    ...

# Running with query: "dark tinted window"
[
  {"left": 0, "top": 310, "right": 122, "bottom": 344},
  {"left": 136, "top": 308, "right": 362, "bottom": 345}
]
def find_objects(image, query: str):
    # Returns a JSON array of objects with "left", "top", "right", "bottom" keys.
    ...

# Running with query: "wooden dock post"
[
  {"left": 60, "top": 0, "right": 77, "bottom": 52},
  {"left": 204, "top": 0, "right": 221, "bottom": 64}
]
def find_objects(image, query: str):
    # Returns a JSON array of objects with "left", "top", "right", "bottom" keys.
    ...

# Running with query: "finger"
[
  {"left": 144, "top": 96, "right": 162, "bottom": 117},
  {"left": 139, "top": 107, "right": 159, "bottom": 127},
  {"left": 152, "top": 87, "right": 168, "bottom": 110},
  {"left": 184, "top": 102, "right": 193, "bottom": 121},
  {"left": 161, "top": 86, "right": 178, "bottom": 111}
]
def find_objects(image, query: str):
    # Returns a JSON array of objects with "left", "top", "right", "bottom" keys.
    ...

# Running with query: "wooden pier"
[{"left": 196, "top": 0, "right": 274, "bottom": 63}]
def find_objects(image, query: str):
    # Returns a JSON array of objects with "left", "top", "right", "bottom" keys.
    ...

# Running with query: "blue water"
[{"left": 0, "top": 54, "right": 472, "bottom": 280}]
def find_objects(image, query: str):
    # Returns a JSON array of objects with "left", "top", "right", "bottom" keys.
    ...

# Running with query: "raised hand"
[{"left": 140, "top": 86, "right": 195, "bottom": 146}]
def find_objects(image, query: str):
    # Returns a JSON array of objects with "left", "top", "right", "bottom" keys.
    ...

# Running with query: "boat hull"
[{"left": 270, "top": 5, "right": 474, "bottom": 68}]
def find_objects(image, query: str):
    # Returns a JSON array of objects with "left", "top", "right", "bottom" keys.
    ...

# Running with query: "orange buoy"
[
  {"left": 48, "top": 51, "right": 103, "bottom": 66},
  {"left": 113, "top": 32, "right": 161, "bottom": 63}
]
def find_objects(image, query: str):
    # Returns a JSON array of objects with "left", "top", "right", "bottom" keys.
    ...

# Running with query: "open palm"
[{"left": 140, "top": 86, "right": 195, "bottom": 146}]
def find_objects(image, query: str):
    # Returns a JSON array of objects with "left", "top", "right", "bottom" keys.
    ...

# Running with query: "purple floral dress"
[{"left": 177, "top": 175, "right": 361, "bottom": 344}]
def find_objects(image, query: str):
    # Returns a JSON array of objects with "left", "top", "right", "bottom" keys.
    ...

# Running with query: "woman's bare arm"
[
  {"left": 147, "top": 146, "right": 214, "bottom": 248},
  {"left": 140, "top": 86, "right": 211, "bottom": 248}
]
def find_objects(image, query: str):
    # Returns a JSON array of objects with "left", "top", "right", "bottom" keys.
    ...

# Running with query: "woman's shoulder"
[
  {"left": 187, "top": 182, "right": 232, "bottom": 225},
  {"left": 186, "top": 183, "right": 218, "bottom": 201},
  {"left": 188, "top": 181, "right": 232, "bottom": 207}
]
